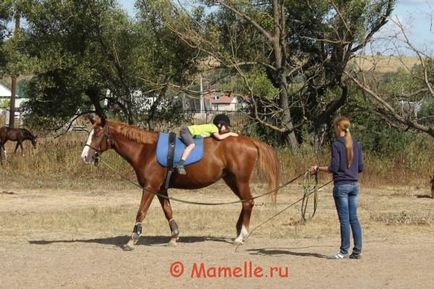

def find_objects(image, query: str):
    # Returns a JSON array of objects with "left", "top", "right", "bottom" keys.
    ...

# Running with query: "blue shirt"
[{"left": 328, "top": 137, "right": 364, "bottom": 184}]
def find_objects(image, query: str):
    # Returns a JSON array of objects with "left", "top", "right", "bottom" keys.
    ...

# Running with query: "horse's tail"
[{"left": 251, "top": 139, "right": 280, "bottom": 203}]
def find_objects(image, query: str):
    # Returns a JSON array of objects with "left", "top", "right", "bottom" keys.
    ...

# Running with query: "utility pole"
[
  {"left": 8, "top": 10, "right": 20, "bottom": 128},
  {"left": 199, "top": 75, "right": 205, "bottom": 119}
]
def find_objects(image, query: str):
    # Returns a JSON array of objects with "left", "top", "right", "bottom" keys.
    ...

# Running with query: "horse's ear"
[
  {"left": 100, "top": 116, "right": 106, "bottom": 127},
  {"left": 87, "top": 114, "right": 96, "bottom": 124}
]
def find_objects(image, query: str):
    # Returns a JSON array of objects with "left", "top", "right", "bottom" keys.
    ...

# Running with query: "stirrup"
[{"left": 176, "top": 165, "right": 186, "bottom": 175}]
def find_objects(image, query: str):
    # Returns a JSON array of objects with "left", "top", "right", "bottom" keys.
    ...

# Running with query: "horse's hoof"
[
  {"left": 233, "top": 239, "right": 244, "bottom": 246},
  {"left": 122, "top": 239, "right": 135, "bottom": 251},
  {"left": 122, "top": 243, "right": 135, "bottom": 251},
  {"left": 168, "top": 239, "right": 178, "bottom": 247}
]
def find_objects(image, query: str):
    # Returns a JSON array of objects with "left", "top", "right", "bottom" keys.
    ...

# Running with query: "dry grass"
[
  {"left": 0, "top": 182, "right": 432, "bottom": 243},
  {"left": 351, "top": 55, "right": 420, "bottom": 73},
  {"left": 0, "top": 130, "right": 433, "bottom": 243},
  {"left": 1, "top": 129, "right": 432, "bottom": 189}
]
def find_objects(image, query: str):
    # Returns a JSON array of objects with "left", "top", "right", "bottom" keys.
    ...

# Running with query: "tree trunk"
[
  {"left": 86, "top": 88, "right": 106, "bottom": 119},
  {"left": 8, "top": 12, "right": 20, "bottom": 128},
  {"left": 278, "top": 75, "right": 299, "bottom": 148},
  {"left": 8, "top": 76, "right": 16, "bottom": 128}
]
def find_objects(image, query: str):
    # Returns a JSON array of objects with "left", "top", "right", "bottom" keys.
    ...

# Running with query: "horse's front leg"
[
  {"left": 157, "top": 191, "right": 179, "bottom": 246},
  {"left": 14, "top": 141, "right": 24, "bottom": 155},
  {"left": 123, "top": 188, "right": 156, "bottom": 251}
]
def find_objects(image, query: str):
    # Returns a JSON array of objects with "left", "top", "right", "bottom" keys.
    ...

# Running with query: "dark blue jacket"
[{"left": 328, "top": 137, "right": 364, "bottom": 184}]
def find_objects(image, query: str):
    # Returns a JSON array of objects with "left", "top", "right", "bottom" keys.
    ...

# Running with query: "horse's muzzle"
[{"left": 81, "top": 151, "right": 99, "bottom": 165}]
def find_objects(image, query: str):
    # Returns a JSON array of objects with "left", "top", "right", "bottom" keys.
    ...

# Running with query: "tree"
[
  {"left": 0, "top": 0, "right": 33, "bottom": 128},
  {"left": 20, "top": 0, "right": 198, "bottom": 130},
  {"left": 0, "top": 1, "right": 13, "bottom": 69},
  {"left": 147, "top": 0, "right": 394, "bottom": 147},
  {"left": 346, "top": 16, "right": 434, "bottom": 138}
]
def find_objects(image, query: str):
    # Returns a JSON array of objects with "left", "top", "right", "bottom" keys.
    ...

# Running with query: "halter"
[{"left": 84, "top": 124, "right": 113, "bottom": 157}]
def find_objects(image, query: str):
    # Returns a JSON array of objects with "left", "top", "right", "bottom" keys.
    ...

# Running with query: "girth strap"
[{"left": 164, "top": 132, "right": 177, "bottom": 189}]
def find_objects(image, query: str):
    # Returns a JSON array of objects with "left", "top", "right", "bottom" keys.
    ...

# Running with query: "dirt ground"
[{"left": 1, "top": 180, "right": 433, "bottom": 289}]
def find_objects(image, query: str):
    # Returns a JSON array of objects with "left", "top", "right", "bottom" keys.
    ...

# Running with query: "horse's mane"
[
  {"left": 108, "top": 120, "right": 158, "bottom": 144},
  {"left": 21, "top": 128, "right": 36, "bottom": 139}
]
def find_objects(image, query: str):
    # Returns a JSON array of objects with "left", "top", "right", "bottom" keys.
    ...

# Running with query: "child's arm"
[{"left": 212, "top": 132, "right": 238, "bottom": 140}]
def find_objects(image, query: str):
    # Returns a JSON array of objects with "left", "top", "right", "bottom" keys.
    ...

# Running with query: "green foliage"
[
  {"left": 0, "top": 98, "right": 9, "bottom": 109},
  {"left": 418, "top": 98, "right": 434, "bottom": 126},
  {"left": 339, "top": 86, "right": 418, "bottom": 156},
  {"left": 245, "top": 68, "right": 279, "bottom": 99},
  {"left": 18, "top": 0, "right": 198, "bottom": 128},
  {"left": 242, "top": 120, "right": 283, "bottom": 147}
]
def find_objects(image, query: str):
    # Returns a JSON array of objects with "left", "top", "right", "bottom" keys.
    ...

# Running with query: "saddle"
[
  {"left": 156, "top": 132, "right": 205, "bottom": 189},
  {"left": 156, "top": 132, "right": 205, "bottom": 167}
]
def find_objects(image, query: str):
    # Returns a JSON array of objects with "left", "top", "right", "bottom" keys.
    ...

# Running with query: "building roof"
[{"left": 205, "top": 94, "right": 237, "bottom": 104}]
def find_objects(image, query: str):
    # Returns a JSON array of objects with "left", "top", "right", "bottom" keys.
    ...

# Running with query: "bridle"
[{"left": 84, "top": 124, "right": 113, "bottom": 162}]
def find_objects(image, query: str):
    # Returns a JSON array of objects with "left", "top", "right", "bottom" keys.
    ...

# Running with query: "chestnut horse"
[{"left": 81, "top": 116, "right": 280, "bottom": 250}]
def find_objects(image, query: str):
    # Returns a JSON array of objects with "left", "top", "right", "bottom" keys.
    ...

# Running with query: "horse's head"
[
  {"left": 81, "top": 115, "right": 112, "bottom": 165},
  {"left": 21, "top": 129, "right": 37, "bottom": 148}
]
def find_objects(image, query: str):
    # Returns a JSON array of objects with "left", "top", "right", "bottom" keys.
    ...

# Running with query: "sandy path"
[
  {"left": 1, "top": 233, "right": 433, "bottom": 289},
  {"left": 1, "top": 183, "right": 433, "bottom": 289}
]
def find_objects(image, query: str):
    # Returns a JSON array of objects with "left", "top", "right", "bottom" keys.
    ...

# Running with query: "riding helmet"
[{"left": 213, "top": 114, "right": 231, "bottom": 127}]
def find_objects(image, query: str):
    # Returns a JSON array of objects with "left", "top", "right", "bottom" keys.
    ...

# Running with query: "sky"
[
  {"left": 370, "top": 0, "right": 434, "bottom": 55},
  {"left": 118, "top": 0, "right": 434, "bottom": 55}
]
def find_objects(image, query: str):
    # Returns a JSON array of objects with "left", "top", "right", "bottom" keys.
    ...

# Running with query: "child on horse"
[{"left": 176, "top": 114, "right": 238, "bottom": 175}]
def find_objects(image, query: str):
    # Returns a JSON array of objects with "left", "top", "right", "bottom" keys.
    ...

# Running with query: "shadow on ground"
[
  {"left": 29, "top": 235, "right": 233, "bottom": 248},
  {"left": 246, "top": 247, "right": 329, "bottom": 259},
  {"left": 416, "top": 194, "right": 433, "bottom": 199}
]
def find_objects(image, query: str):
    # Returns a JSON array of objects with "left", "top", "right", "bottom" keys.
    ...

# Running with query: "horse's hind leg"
[
  {"left": 234, "top": 182, "right": 254, "bottom": 245},
  {"left": 157, "top": 190, "right": 179, "bottom": 246},
  {"left": 0, "top": 144, "right": 5, "bottom": 164},
  {"left": 124, "top": 188, "right": 156, "bottom": 251},
  {"left": 223, "top": 175, "right": 254, "bottom": 245}
]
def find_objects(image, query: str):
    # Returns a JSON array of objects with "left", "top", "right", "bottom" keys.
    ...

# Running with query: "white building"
[
  {"left": 0, "top": 81, "right": 29, "bottom": 126},
  {"left": 204, "top": 93, "right": 240, "bottom": 112}
]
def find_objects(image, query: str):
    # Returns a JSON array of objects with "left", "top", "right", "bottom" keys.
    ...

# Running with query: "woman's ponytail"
[{"left": 336, "top": 117, "right": 353, "bottom": 168}]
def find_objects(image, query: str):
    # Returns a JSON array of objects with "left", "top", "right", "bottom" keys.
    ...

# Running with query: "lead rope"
[
  {"left": 99, "top": 158, "right": 306, "bottom": 206},
  {"left": 235, "top": 176, "right": 332, "bottom": 252},
  {"left": 301, "top": 171, "right": 319, "bottom": 222}
]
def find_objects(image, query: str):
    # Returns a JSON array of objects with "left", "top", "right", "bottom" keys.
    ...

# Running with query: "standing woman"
[{"left": 311, "top": 116, "right": 364, "bottom": 259}]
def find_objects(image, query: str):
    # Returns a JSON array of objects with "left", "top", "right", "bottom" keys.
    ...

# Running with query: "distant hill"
[{"left": 350, "top": 55, "right": 420, "bottom": 73}]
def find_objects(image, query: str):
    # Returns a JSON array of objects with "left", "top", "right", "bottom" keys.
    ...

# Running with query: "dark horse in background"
[
  {"left": 0, "top": 127, "right": 37, "bottom": 159},
  {"left": 81, "top": 116, "right": 280, "bottom": 250}
]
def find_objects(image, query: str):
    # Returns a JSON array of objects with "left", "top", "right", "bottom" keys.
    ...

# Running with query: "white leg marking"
[{"left": 234, "top": 225, "right": 249, "bottom": 244}]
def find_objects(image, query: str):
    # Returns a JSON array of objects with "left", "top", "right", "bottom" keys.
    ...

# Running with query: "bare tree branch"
[{"left": 346, "top": 71, "right": 434, "bottom": 137}]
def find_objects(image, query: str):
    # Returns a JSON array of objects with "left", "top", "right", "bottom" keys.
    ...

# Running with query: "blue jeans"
[{"left": 333, "top": 182, "right": 362, "bottom": 255}]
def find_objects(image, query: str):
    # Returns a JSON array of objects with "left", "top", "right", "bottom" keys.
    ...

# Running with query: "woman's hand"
[{"left": 310, "top": 165, "right": 319, "bottom": 175}]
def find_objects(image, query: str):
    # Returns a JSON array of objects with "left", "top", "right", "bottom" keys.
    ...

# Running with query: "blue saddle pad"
[{"left": 156, "top": 133, "right": 204, "bottom": 167}]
